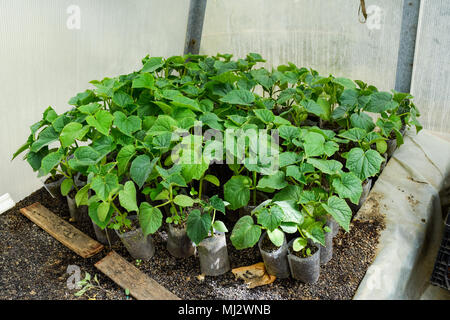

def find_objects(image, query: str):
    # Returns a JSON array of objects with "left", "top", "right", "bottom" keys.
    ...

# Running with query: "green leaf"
[
  {"left": 86, "top": 110, "right": 113, "bottom": 136},
  {"left": 339, "top": 89, "right": 358, "bottom": 108},
  {"left": 141, "top": 57, "right": 164, "bottom": 73},
  {"left": 75, "top": 184, "right": 90, "bottom": 206},
  {"left": 78, "top": 102, "right": 101, "bottom": 115},
  {"left": 280, "top": 151, "right": 302, "bottom": 168},
  {"left": 130, "top": 155, "right": 158, "bottom": 189},
  {"left": 303, "top": 132, "right": 325, "bottom": 157},
  {"left": 139, "top": 202, "right": 162, "bottom": 236},
  {"left": 31, "top": 126, "right": 59, "bottom": 152},
  {"left": 72, "top": 146, "right": 101, "bottom": 166},
  {"left": 116, "top": 145, "right": 136, "bottom": 176},
  {"left": 253, "top": 109, "right": 275, "bottom": 124},
  {"left": 256, "top": 171, "right": 288, "bottom": 190},
  {"left": 132, "top": 73, "right": 155, "bottom": 89},
  {"left": 219, "top": 89, "right": 255, "bottom": 106},
  {"left": 113, "top": 111, "right": 142, "bottom": 136},
  {"left": 230, "top": 216, "right": 261, "bottom": 250},
  {"left": 376, "top": 140, "right": 387, "bottom": 154},
  {"left": 97, "top": 202, "right": 110, "bottom": 222},
  {"left": 60, "top": 178, "right": 74, "bottom": 196},
  {"left": 321, "top": 196, "right": 352, "bottom": 232},
  {"left": 119, "top": 181, "right": 138, "bottom": 212},
  {"left": 224, "top": 175, "right": 251, "bottom": 210},
  {"left": 293, "top": 237, "right": 307, "bottom": 251},
  {"left": 112, "top": 91, "right": 134, "bottom": 107},
  {"left": 350, "top": 113, "right": 375, "bottom": 132},
  {"left": 346, "top": 148, "right": 385, "bottom": 180},
  {"left": 40, "top": 150, "right": 62, "bottom": 175},
  {"left": 267, "top": 228, "right": 284, "bottom": 247},
  {"left": 279, "top": 125, "right": 301, "bottom": 141},
  {"left": 88, "top": 201, "right": 113, "bottom": 229},
  {"left": 91, "top": 173, "right": 119, "bottom": 202},
  {"left": 213, "top": 220, "right": 228, "bottom": 233},
  {"left": 257, "top": 206, "right": 284, "bottom": 231},
  {"left": 365, "top": 92, "right": 394, "bottom": 113},
  {"left": 174, "top": 195, "right": 195, "bottom": 207},
  {"left": 204, "top": 174, "right": 220, "bottom": 187},
  {"left": 209, "top": 195, "right": 225, "bottom": 213},
  {"left": 306, "top": 158, "right": 343, "bottom": 175},
  {"left": 303, "top": 99, "right": 329, "bottom": 119},
  {"left": 333, "top": 77, "right": 356, "bottom": 89},
  {"left": 332, "top": 172, "right": 363, "bottom": 205},
  {"left": 324, "top": 141, "right": 339, "bottom": 157},
  {"left": 186, "top": 209, "right": 212, "bottom": 245},
  {"left": 60, "top": 122, "right": 87, "bottom": 148},
  {"left": 147, "top": 115, "right": 177, "bottom": 135},
  {"left": 338, "top": 128, "right": 367, "bottom": 142}
]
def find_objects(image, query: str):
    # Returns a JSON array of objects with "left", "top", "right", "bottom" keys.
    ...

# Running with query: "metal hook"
[{"left": 359, "top": 0, "right": 368, "bottom": 23}]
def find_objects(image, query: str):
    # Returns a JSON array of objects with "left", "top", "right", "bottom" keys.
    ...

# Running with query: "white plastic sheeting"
[
  {"left": 0, "top": 0, "right": 189, "bottom": 202},
  {"left": 201, "top": 0, "right": 403, "bottom": 91},
  {"left": 354, "top": 130, "right": 450, "bottom": 299}
]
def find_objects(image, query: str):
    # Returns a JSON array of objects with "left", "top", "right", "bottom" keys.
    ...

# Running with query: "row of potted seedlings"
[{"left": 13, "top": 52, "right": 421, "bottom": 282}]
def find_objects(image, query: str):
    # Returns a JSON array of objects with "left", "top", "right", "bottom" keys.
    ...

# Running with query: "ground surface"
[{"left": 0, "top": 187, "right": 384, "bottom": 300}]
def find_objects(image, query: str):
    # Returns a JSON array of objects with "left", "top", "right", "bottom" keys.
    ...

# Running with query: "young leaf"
[
  {"left": 130, "top": 155, "right": 158, "bottom": 189},
  {"left": 203, "top": 174, "right": 220, "bottom": 187},
  {"left": 75, "top": 184, "right": 90, "bottom": 206},
  {"left": 186, "top": 209, "right": 212, "bottom": 245},
  {"left": 267, "top": 228, "right": 284, "bottom": 247},
  {"left": 116, "top": 145, "right": 136, "bottom": 176},
  {"left": 139, "top": 202, "right": 162, "bottom": 236},
  {"left": 331, "top": 172, "right": 363, "bottom": 205},
  {"left": 321, "top": 196, "right": 352, "bottom": 232},
  {"left": 256, "top": 206, "right": 284, "bottom": 232},
  {"left": 174, "top": 195, "right": 195, "bottom": 207},
  {"left": 219, "top": 89, "right": 255, "bottom": 106},
  {"left": 303, "top": 132, "right": 325, "bottom": 157},
  {"left": 230, "top": 216, "right": 261, "bottom": 250},
  {"left": 60, "top": 178, "right": 74, "bottom": 197},
  {"left": 97, "top": 202, "right": 110, "bottom": 222},
  {"left": 90, "top": 173, "right": 119, "bottom": 202},
  {"left": 224, "top": 175, "right": 251, "bottom": 210},
  {"left": 256, "top": 171, "right": 288, "bottom": 190},
  {"left": 209, "top": 195, "right": 225, "bottom": 213},
  {"left": 119, "top": 181, "right": 138, "bottom": 212},
  {"left": 345, "top": 148, "right": 385, "bottom": 180},
  {"left": 213, "top": 220, "right": 228, "bottom": 233}
]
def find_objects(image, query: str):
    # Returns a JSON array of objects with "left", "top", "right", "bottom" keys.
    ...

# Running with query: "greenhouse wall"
[
  {"left": 0, "top": 0, "right": 189, "bottom": 201},
  {"left": 410, "top": 0, "right": 450, "bottom": 133},
  {"left": 1, "top": 0, "right": 450, "bottom": 202}
]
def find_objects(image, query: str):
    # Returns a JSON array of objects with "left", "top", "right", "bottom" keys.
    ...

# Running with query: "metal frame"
[{"left": 183, "top": 0, "right": 207, "bottom": 55}]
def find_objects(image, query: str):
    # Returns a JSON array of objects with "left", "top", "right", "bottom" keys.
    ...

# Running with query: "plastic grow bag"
[{"left": 353, "top": 129, "right": 450, "bottom": 300}]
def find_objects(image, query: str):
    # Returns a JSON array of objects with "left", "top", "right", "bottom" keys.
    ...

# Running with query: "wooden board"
[
  {"left": 95, "top": 251, "right": 180, "bottom": 300},
  {"left": 19, "top": 202, "right": 104, "bottom": 258}
]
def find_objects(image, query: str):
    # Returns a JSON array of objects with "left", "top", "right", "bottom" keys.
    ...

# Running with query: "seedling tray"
[{"left": 430, "top": 212, "right": 450, "bottom": 291}]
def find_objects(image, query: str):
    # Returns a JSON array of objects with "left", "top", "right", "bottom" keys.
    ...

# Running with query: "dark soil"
[
  {"left": 260, "top": 234, "right": 281, "bottom": 253},
  {"left": 44, "top": 174, "right": 63, "bottom": 184},
  {"left": 0, "top": 187, "right": 384, "bottom": 300},
  {"left": 290, "top": 243, "right": 319, "bottom": 258}
]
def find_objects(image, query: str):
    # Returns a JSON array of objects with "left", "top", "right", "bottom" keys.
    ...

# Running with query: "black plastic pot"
[
  {"left": 91, "top": 219, "right": 119, "bottom": 246},
  {"left": 287, "top": 239, "right": 321, "bottom": 283},
  {"left": 166, "top": 223, "right": 196, "bottom": 258},
  {"left": 330, "top": 217, "right": 340, "bottom": 237},
  {"left": 258, "top": 231, "right": 290, "bottom": 278},
  {"left": 43, "top": 176, "right": 66, "bottom": 198},
  {"left": 387, "top": 138, "right": 397, "bottom": 158},
  {"left": 359, "top": 178, "right": 372, "bottom": 207},
  {"left": 319, "top": 219, "right": 333, "bottom": 265},
  {"left": 198, "top": 232, "right": 230, "bottom": 276},
  {"left": 66, "top": 195, "right": 89, "bottom": 222},
  {"left": 115, "top": 216, "right": 155, "bottom": 260}
]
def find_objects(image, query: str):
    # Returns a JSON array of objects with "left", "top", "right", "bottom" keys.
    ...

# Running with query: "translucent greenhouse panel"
[
  {"left": 410, "top": 0, "right": 450, "bottom": 133},
  {"left": 201, "top": 0, "right": 403, "bottom": 91},
  {"left": 0, "top": 0, "right": 189, "bottom": 201}
]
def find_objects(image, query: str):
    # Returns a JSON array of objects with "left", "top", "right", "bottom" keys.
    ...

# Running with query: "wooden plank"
[
  {"left": 19, "top": 202, "right": 103, "bottom": 258},
  {"left": 95, "top": 251, "right": 180, "bottom": 300}
]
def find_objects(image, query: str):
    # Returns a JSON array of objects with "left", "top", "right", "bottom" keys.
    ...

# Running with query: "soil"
[
  {"left": 0, "top": 187, "right": 384, "bottom": 300},
  {"left": 290, "top": 243, "right": 319, "bottom": 258},
  {"left": 260, "top": 234, "right": 281, "bottom": 253},
  {"left": 44, "top": 174, "right": 64, "bottom": 184}
]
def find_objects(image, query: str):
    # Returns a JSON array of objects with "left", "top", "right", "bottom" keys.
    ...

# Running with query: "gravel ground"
[{"left": 0, "top": 187, "right": 384, "bottom": 300}]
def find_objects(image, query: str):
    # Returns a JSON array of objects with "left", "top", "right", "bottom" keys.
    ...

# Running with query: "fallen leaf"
[
  {"left": 196, "top": 274, "right": 205, "bottom": 282},
  {"left": 232, "top": 262, "right": 276, "bottom": 288}
]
